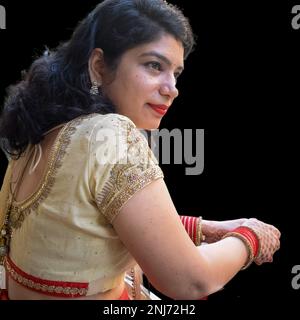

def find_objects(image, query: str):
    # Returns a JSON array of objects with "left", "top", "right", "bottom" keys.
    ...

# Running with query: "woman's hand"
[
  {"left": 202, "top": 218, "right": 248, "bottom": 243},
  {"left": 240, "top": 218, "right": 281, "bottom": 265}
]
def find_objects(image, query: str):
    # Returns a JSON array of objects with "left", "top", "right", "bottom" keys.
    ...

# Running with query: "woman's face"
[{"left": 102, "top": 34, "right": 184, "bottom": 129}]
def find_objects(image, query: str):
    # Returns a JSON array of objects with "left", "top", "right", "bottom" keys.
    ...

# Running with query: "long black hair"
[{"left": 0, "top": 0, "right": 195, "bottom": 158}]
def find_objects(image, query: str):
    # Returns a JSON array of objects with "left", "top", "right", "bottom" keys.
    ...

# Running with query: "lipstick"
[{"left": 148, "top": 104, "right": 168, "bottom": 116}]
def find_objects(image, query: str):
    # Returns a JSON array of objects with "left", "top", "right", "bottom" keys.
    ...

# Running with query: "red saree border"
[
  {"left": 5, "top": 256, "right": 88, "bottom": 298},
  {"left": 0, "top": 289, "right": 9, "bottom": 300},
  {"left": 118, "top": 288, "right": 130, "bottom": 300},
  {"left": 0, "top": 288, "right": 130, "bottom": 300}
]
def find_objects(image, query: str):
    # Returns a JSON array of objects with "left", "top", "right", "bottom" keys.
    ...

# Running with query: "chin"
[
  {"left": 145, "top": 123, "right": 160, "bottom": 130},
  {"left": 136, "top": 120, "right": 160, "bottom": 130}
]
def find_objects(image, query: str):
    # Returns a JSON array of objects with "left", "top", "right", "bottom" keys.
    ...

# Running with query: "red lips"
[{"left": 148, "top": 104, "right": 169, "bottom": 116}]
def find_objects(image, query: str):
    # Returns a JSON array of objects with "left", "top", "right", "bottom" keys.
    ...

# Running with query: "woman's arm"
[
  {"left": 179, "top": 216, "right": 248, "bottom": 244},
  {"left": 202, "top": 218, "right": 248, "bottom": 243},
  {"left": 113, "top": 178, "right": 249, "bottom": 300}
]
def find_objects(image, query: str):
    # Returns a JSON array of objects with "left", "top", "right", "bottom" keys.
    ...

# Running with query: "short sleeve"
[{"left": 88, "top": 114, "right": 164, "bottom": 223}]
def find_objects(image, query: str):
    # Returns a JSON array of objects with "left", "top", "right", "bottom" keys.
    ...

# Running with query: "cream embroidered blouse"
[{"left": 0, "top": 113, "right": 164, "bottom": 294}]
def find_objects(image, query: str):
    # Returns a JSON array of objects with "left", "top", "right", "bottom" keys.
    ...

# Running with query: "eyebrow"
[{"left": 139, "top": 51, "right": 184, "bottom": 72}]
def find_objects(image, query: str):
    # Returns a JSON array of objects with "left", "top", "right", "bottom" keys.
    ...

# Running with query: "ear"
[{"left": 88, "top": 48, "right": 105, "bottom": 85}]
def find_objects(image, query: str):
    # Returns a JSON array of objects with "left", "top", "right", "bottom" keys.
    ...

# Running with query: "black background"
[{"left": 0, "top": 0, "right": 297, "bottom": 313}]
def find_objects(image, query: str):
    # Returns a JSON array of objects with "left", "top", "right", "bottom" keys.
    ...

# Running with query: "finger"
[
  {"left": 276, "top": 229, "right": 281, "bottom": 238},
  {"left": 255, "top": 259, "right": 263, "bottom": 266}
]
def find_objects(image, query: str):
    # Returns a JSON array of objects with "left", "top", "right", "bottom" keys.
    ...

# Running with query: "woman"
[{"left": 0, "top": 0, "right": 280, "bottom": 300}]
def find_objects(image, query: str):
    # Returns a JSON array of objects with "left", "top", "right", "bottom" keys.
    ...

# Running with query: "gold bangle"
[
  {"left": 196, "top": 216, "right": 205, "bottom": 246},
  {"left": 222, "top": 232, "right": 254, "bottom": 270}
]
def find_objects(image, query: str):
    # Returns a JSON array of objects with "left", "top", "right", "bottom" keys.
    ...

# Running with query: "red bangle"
[
  {"left": 180, "top": 216, "right": 196, "bottom": 242},
  {"left": 222, "top": 226, "right": 260, "bottom": 269},
  {"left": 232, "top": 227, "right": 259, "bottom": 258},
  {"left": 180, "top": 216, "right": 204, "bottom": 246}
]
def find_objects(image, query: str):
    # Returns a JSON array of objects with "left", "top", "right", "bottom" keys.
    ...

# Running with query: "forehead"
[{"left": 126, "top": 34, "right": 184, "bottom": 68}]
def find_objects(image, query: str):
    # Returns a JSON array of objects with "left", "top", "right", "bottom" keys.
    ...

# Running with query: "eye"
[
  {"left": 145, "top": 61, "right": 163, "bottom": 72},
  {"left": 174, "top": 71, "right": 182, "bottom": 80}
]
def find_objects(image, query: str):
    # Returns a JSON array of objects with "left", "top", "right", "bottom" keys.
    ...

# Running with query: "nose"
[{"left": 159, "top": 76, "right": 179, "bottom": 100}]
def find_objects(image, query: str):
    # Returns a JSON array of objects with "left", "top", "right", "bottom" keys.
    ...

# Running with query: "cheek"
[
  {"left": 107, "top": 70, "right": 156, "bottom": 108},
  {"left": 117, "top": 74, "right": 151, "bottom": 105},
  {"left": 117, "top": 73, "right": 143, "bottom": 94},
  {"left": 132, "top": 73, "right": 157, "bottom": 95}
]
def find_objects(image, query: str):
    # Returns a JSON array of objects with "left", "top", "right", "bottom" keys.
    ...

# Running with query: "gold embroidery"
[
  {"left": 8, "top": 114, "right": 96, "bottom": 229},
  {"left": 5, "top": 257, "right": 88, "bottom": 296},
  {"left": 95, "top": 121, "right": 164, "bottom": 223}
]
